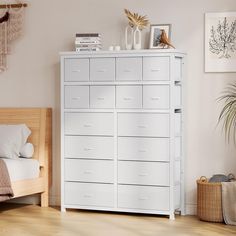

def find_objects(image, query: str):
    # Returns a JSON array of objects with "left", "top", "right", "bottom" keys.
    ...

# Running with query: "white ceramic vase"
[
  {"left": 133, "top": 26, "right": 141, "bottom": 50},
  {"left": 125, "top": 25, "right": 134, "bottom": 50}
]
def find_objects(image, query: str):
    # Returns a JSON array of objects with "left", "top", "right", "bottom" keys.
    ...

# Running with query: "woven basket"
[{"left": 197, "top": 176, "right": 223, "bottom": 222}]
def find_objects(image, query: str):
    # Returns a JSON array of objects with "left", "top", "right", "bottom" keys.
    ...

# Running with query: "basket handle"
[
  {"left": 228, "top": 173, "right": 236, "bottom": 181},
  {"left": 199, "top": 176, "right": 208, "bottom": 183}
]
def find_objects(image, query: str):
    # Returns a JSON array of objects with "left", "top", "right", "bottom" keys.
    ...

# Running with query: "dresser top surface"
[{"left": 60, "top": 49, "right": 186, "bottom": 57}]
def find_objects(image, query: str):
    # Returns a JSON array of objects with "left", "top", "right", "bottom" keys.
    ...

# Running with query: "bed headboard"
[{"left": 0, "top": 108, "right": 52, "bottom": 168}]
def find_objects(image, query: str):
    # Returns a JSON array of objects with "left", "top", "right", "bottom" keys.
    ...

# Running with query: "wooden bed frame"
[{"left": 0, "top": 108, "right": 52, "bottom": 207}]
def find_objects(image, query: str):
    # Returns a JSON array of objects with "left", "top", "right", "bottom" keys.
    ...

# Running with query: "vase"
[
  {"left": 125, "top": 25, "right": 133, "bottom": 50},
  {"left": 133, "top": 26, "right": 141, "bottom": 50}
]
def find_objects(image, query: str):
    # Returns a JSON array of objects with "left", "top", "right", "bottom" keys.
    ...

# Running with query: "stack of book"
[{"left": 75, "top": 33, "right": 101, "bottom": 52}]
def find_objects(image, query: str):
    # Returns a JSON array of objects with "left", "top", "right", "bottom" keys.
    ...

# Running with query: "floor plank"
[{"left": 0, "top": 203, "right": 235, "bottom": 236}]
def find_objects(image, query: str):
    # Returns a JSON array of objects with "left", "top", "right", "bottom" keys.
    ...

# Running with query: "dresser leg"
[
  {"left": 169, "top": 213, "right": 175, "bottom": 220},
  {"left": 61, "top": 206, "right": 66, "bottom": 212}
]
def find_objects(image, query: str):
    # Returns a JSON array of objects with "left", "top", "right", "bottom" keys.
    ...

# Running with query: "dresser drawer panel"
[
  {"left": 65, "top": 182, "right": 114, "bottom": 207},
  {"left": 175, "top": 137, "right": 181, "bottom": 159},
  {"left": 174, "top": 85, "right": 182, "bottom": 107},
  {"left": 116, "top": 86, "right": 142, "bottom": 109},
  {"left": 143, "top": 57, "right": 170, "bottom": 81},
  {"left": 65, "top": 136, "right": 114, "bottom": 160},
  {"left": 118, "top": 161, "right": 169, "bottom": 186},
  {"left": 90, "top": 58, "right": 115, "bottom": 81},
  {"left": 65, "top": 86, "right": 89, "bottom": 109},
  {"left": 65, "top": 58, "right": 89, "bottom": 82},
  {"left": 116, "top": 57, "right": 142, "bottom": 81},
  {"left": 143, "top": 85, "right": 170, "bottom": 109},
  {"left": 90, "top": 86, "right": 115, "bottom": 108},
  {"left": 118, "top": 185, "right": 169, "bottom": 211},
  {"left": 118, "top": 113, "right": 170, "bottom": 137},
  {"left": 65, "top": 159, "right": 114, "bottom": 183},
  {"left": 175, "top": 113, "right": 181, "bottom": 136},
  {"left": 118, "top": 137, "right": 169, "bottom": 161},
  {"left": 65, "top": 112, "right": 114, "bottom": 136},
  {"left": 174, "top": 57, "right": 182, "bottom": 81}
]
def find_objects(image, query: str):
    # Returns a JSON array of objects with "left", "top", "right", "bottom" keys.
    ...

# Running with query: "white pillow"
[
  {"left": 20, "top": 142, "right": 34, "bottom": 158},
  {"left": 0, "top": 124, "right": 31, "bottom": 159}
]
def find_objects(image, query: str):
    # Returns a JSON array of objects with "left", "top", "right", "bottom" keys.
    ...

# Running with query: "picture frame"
[
  {"left": 205, "top": 12, "right": 236, "bottom": 72},
  {"left": 149, "top": 24, "right": 171, "bottom": 49}
]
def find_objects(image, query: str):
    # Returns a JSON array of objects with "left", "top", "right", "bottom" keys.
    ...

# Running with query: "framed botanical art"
[
  {"left": 205, "top": 12, "right": 236, "bottom": 72},
  {"left": 149, "top": 24, "right": 171, "bottom": 49}
]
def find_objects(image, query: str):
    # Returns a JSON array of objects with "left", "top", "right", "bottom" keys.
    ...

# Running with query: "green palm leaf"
[{"left": 218, "top": 83, "right": 236, "bottom": 143}]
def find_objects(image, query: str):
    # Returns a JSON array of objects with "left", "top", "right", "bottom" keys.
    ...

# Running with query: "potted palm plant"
[{"left": 218, "top": 83, "right": 236, "bottom": 143}]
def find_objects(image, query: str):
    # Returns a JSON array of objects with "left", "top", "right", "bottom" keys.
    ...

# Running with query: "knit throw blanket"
[
  {"left": 222, "top": 182, "right": 236, "bottom": 225},
  {"left": 0, "top": 159, "right": 14, "bottom": 202}
]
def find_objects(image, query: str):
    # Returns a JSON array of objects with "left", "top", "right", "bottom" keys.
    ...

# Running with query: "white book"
[
  {"left": 75, "top": 40, "right": 101, "bottom": 44},
  {"left": 75, "top": 44, "right": 102, "bottom": 48},
  {"left": 76, "top": 48, "right": 101, "bottom": 52},
  {"left": 75, "top": 42, "right": 101, "bottom": 46}
]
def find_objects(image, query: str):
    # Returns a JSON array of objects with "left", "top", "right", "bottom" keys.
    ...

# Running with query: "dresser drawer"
[
  {"left": 118, "top": 113, "right": 170, "bottom": 137},
  {"left": 65, "top": 112, "right": 114, "bottom": 136},
  {"left": 65, "top": 159, "right": 114, "bottom": 183},
  {"left": 65, "top": 182, "right": 114, "bottom": 207},
  {"left": 175, "top": 113, "right": 181, "bottom": 136},
  {"left": 65, "top": 136, "right": 114, "bottom": 160},
  {"left": 116, "top": 57, "right": 142, "bottom": 81},
  {"left": 65, "top": 58, "right": 89, "bottom": 82},
  {"left": 118, "top": 137, "right": 169, "bottom": 161},
  {"left": 143, "top": 57, "right": 170, "bottom": 81},
  {"left": 90, "top": 58, "right": 115, "bottom": 81},
  {"left": 143, "top": 85, "right": 170, "bottom": 109},
  {"left": 65, "top": 86, "right": 89, "bottom": 109},
  {"left": 118, "top": 161, "right": 169, "bottom": 186},
  {"left": 118, "top": 185, "right": 169, "bottom": 211},
  {"left": 174, "top": 85, "right": 182, "bottom": 107},
  {"left": 90, "top": 86, "right": 115, "bottom": 108},
  {"left": 174, "top": 57, "right": 182, "bottom": 81},
  {"left": 116, "top": 86, "right": 142, "bottom": 109}
]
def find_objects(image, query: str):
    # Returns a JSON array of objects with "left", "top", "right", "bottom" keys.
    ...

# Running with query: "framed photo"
[
  {"left": 149, "top": 24, "right": 171, "bottom": 49},
  {"left": 205, "top": 12, "right": 236, "bottom": 72}
]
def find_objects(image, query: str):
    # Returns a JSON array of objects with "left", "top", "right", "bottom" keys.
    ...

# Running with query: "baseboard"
[
  {"left": 49, "top": 194, "right": 60, "bottom": 206},
  {"left": 9, "top": 195, "right": 197, "bottom": 215},
  {"left": 185, "top": 204, "right": 197, "bottom": 215}
]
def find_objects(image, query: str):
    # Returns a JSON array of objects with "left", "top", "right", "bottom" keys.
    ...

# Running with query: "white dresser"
[{"left": 60, "top": 50, "right": 185, "bottom": 219}]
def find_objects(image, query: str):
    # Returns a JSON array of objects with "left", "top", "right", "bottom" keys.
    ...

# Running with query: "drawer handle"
[
  {"left": 124, "top": 69, "right": 132, "bottom": 73},
  {"left": 97, "top": 97, "right": 105, "bottom": 100},
  {"left": 138, "top": 150, "right": 146, "bottom": 153},
  {"left": 138, "top": 197, "right": 148, "bottom": 201},
  {"left": 72, "top": 69, "right": 81, "bottom": 73},
  {"left": 151, "top": 69, "right": 160, "bottom": 72},
  {"left": 139, "top": 173, "right": 148, "bottom": 177},
  {"left": 97, "top": 69, "right": 107, "bottom": 73},
  {"left": 151, "top": 97, "right": 160, "bottom": 101},
  {"left": 84, "top": 171, "right": 92, "bottom": 174},
  {"left": 123, "top": 97, "right": 133, "bottom": 101},
  {"left": 84, "top": 148, "right": 93, "bottom": 151},
  {"left": 72, "top": 97, "right": 81, "bottom": 100},
  {"left": 84, "top": 124, "right": 92, "bottom": 128},
  {"left": 84, "top": 194, "right": 92, "bottom": 198},
  {"left": 137, "top": 125, "right": 147, "bottom": 129}
]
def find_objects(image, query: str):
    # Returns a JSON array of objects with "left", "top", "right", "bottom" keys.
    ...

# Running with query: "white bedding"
[{"left": 2, "top": 158, "right": 40, "bottom": 182}]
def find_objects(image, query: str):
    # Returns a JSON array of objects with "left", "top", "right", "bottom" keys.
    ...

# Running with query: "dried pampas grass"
[{"left": 124, "top": 9, "right": 149, "bottom": 30}]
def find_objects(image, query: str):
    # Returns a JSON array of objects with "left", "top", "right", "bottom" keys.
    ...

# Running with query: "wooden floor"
[{"left": 0, "top": 203, "right": 236, "bottom": 236}]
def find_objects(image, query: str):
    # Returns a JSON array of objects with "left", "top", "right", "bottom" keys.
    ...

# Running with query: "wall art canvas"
[{"left": 205, "top": 12, "right": 236, "bottom": 72}]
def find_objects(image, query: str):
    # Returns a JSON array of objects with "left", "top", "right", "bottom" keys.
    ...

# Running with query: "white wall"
[{"left": 1, "top": 0, "right": 236, "bottom": 214}]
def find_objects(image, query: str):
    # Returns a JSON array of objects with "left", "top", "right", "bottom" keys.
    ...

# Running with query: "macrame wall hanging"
[{"left": 0, "top": 2, "right": 27, "bottom": 72}]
